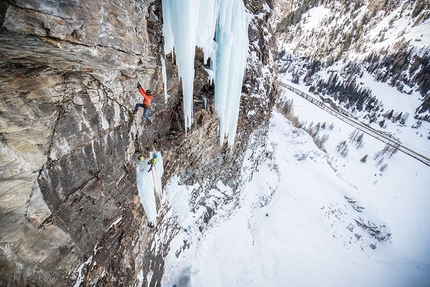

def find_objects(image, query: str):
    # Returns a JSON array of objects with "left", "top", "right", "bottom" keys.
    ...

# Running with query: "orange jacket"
[{"left": 138, "top": 86, "right": 153, "bottom": 107}]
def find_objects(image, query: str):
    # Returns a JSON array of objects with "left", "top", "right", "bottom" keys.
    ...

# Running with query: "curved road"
[{"left": 277, "top": 80, "right": 430, "bottom": 167}]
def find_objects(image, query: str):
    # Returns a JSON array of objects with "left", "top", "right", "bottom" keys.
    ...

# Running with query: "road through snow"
[{"left": 277, "top": 80, "right": 430, "bottom": 166}]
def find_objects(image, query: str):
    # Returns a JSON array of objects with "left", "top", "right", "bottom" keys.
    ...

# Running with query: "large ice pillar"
[
  {"left": 160, "top": 55, "right": 168, "bottom": 103},
  {"left": 162, "top": 0, "right": 249, "bottom": 145},
  {"left": 215, "top": 0, "right": 249, "bottom": 145},
  {"left": 135, "top": 152, "right": 164, "bottom": 226},
  {"left": 153, "top": 152, "right": 164, "bottom": 201},
  {"left": 162, "top": 0, "right": 199, "bottom": 130}
]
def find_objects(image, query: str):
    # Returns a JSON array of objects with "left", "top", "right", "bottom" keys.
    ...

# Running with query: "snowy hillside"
[
  {"left": 155, "top": 84, "right": 430, "bottom": 286},
  {"left": 275, "top": 0, "right": 430, "bottom": 60},
  {"left": 274, "top": 0, "right": 430, "bottom": 158}
]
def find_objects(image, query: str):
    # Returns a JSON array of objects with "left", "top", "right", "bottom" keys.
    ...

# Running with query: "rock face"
[{"left": 0, "top": 0, "right": 276, "bottom": 286}]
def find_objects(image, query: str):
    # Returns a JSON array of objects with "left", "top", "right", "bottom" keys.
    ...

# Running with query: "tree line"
[{"left": 364, "top": 49, "right": 430, "bottom": 121}]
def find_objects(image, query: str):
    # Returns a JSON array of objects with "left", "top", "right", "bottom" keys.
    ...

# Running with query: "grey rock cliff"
[{"left": 0, "top": 0, "right": 277, "bottom": 286}]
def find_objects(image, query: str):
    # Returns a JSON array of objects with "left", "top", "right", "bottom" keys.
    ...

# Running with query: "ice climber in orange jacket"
[{"left": 134, "top": 82, "right": 154, "bottom": 124}]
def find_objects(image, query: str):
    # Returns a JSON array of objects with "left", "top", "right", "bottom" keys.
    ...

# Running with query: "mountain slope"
[
  {"left": 160, "top": 96, "right": 430, "bottom": 287},
  {"left": 156, "top": 3, "right": 430, "bottom": 286},
  {"left": 273, "top": 0, "right": 430, "bottom": 156},
  {"left": 275, "top": 0, "right": 430, "bottom": 59}
]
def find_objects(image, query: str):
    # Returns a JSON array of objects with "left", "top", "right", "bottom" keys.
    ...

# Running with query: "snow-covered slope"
[
  {"left": 158, "top": 91, "right": 430, "bottom": 286},
  {"left": 278, "top": 69, "right": 430, "bottom": 159},
  {"left": 274, "top": 0, "right": 430, "bottom": 156},
  {"left": 275, "top": 0, "right": 430, "bottom": 60}
]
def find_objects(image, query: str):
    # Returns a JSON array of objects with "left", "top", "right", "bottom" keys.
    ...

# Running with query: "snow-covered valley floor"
[{"left": 159, "top": 87, "right": 430, "bottom": 287}]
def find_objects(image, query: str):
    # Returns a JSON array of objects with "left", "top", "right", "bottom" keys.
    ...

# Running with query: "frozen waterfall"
[
  {"left": 162, "top": 0, "right": 249, "bottom": 145},
  {"left": 135, "top": 152, "right": 163, "bottom": 226}
]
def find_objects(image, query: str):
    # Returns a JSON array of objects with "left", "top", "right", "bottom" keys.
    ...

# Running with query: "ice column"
[
  {"left": 162, "top": 0, "right": 200, "bottom": 130},
  {"left": 160, "top": 55, "right": 168, "bottom": 103},
  {"left": 135, "top": 152, "right": 164, "bottom": 226},
  {"left": 215, "top": 0, "right": 249, "bottom": 145},
  {"left": 153, "top": 152, "right": 164, "bottom": 201},
  {"left": 162, "top": 0, "right": 249, "bottom": 145}
]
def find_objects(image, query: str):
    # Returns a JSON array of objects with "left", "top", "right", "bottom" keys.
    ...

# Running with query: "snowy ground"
[{"left": 159, "top": 87, "right": 430, "bottom": 286}]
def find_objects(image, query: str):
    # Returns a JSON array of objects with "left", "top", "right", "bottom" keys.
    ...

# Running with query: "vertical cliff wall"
[
  {"left": 0, "top": 1, "right": 165, "bottom": 285},
  {"left": 0, "top": 0, "right": 277, "bottom": 286}
]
